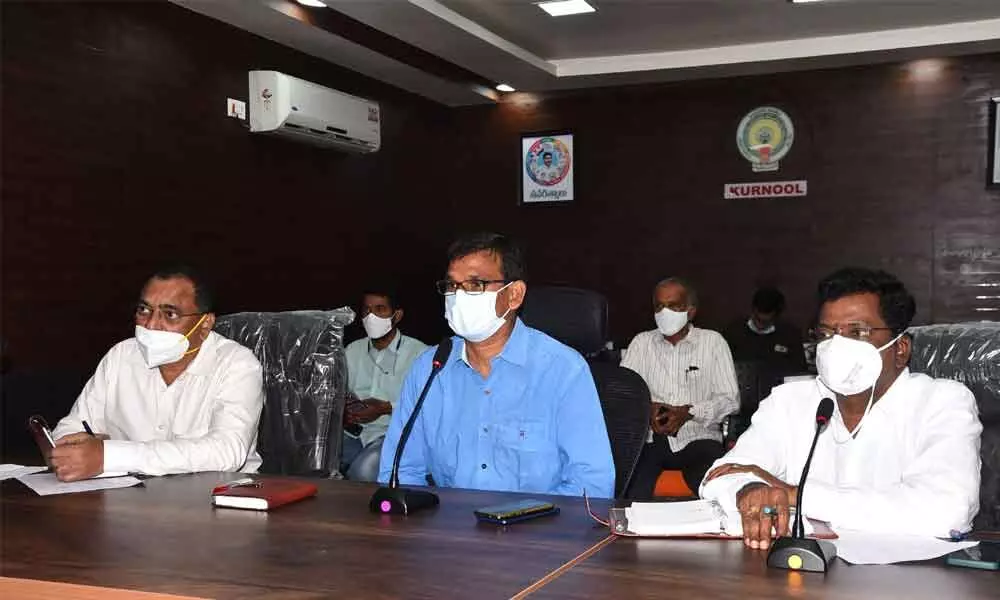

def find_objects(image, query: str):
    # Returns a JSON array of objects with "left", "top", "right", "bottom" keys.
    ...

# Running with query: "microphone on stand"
[
  {"left": 766, "top": 397, "right": 838, "bottom": 573},
  {"left": 370, "top": 338, "right": 453, "bottom": 515}
]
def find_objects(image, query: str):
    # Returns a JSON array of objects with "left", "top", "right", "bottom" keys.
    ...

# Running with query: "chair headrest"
[
  {"left": 521, "top": 286, "right": 608, "bottom": 355},
  {"left": 908, "top": 322, "right": 1000, "bottom": 422}
]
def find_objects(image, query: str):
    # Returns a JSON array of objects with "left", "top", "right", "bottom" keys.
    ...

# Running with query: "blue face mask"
[{"left": 747, "top": 318, "right": 775, "bottom": 336}]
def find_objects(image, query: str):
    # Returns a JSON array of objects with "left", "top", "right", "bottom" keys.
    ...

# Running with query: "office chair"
[
  {"left": 909, "top": 322, "right": 1000, "bottom": 530},
  {"left": 215, "top": 308, "right": 354, "bottom": 478},
  {"left": 520, "top": 285, "right": 648, "bottom": 497}
]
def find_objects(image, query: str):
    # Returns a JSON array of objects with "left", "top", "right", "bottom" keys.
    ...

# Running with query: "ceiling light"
[
  {"left": 495, "top": 83, "right": 516, "bottom": 92},
  {"left": 537, "top": 0, "right": 596, "bottom": 17},
  {"left": 906, "top": 59, "right": 946, "bottom": 81},
  {"left": 296, "top": 0, "right": 327, "bottom": 7},
  {"left": 790, "top": 0, "right": 826, "bottom": 3}
]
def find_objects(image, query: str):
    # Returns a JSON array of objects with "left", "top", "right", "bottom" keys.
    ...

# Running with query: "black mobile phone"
[
  {"left": 474, "top": 499, "right": 559, "bottom": 526},
  {"left": 945, "top": 542, "right": 1000, "bottom": 571}
]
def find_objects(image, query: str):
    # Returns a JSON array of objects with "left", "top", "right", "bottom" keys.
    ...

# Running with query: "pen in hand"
[{"left": 82, "top": 420, "right": 95, "bottom": 437}]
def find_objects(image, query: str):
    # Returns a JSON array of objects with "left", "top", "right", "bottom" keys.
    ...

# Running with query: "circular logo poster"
[
  {"left": 737, "top": 106, "right": 794, "bottom": 172},
  {"left": 525, "top": 137, "right": 572, "bottom": 186}
]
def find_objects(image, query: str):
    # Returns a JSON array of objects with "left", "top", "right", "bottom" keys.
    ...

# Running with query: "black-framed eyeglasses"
[
  {"left": 811, "top": 323, "right": 893, "bottom": 342},
  {"left": 435, "top": 279, "right": 509, "bottom": 296},
  {"left": 134, "top": 303, "right": 203, "bottom": 325}
]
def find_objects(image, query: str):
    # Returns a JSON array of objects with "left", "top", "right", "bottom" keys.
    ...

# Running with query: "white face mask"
[
  {"left": 134, "top": 314, "right": 207, "bottom": 369},
  {"left": 445, "top": 284, "right": 511, "bottom": 343},
  {"left": 362, "top": 313, "right": 394, "bottom": 340},
  {"left": 747, "top": 318, "right": 776, "bottom": 335},
  {"left": 654, "top": 308, "right": 689, "bottom": 337},
  {"left": 816, "top": 333, "right": 903, "bottom": 396}
]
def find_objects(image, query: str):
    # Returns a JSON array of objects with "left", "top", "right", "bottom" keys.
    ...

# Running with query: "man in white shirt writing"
[
  {"left": 623, "top": 277, "right": 739, "bottom": 499},
  {"left": 49, "top": 266, "right": 265, "bottom": 481},
  {"left": 702, "top": 267, "right": 982, "bottom": 549}
]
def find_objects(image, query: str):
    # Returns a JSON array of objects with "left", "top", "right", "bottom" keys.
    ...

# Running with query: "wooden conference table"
[{"left": 1, "top": 473, "right": 996, "bottom": 599}]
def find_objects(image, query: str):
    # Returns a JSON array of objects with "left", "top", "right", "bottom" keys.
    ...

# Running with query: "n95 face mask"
[
  {"left": 134, "top": 314, "right": 206, "bottom": 368},
  {"left": 815, "top": 333, "right": 901, "bottom": 396}
]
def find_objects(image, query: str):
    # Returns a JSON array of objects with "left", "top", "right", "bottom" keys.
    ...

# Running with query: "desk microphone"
[
  {"left": 766, "top": 397, "right": 838, "bottom": 573},
  {"left": 370, "top": 338, "right": 452, "bottom": 515}
]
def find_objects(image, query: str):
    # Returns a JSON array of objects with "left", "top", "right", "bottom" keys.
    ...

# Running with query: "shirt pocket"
[{"left": 494, "top": 420, "right": 552, "bottom": 485}]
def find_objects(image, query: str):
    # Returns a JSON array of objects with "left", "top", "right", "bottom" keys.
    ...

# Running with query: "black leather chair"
[
  {"left": 909, "top": 322, "right": 1000, "bottom": 530},
  {"left": 520, "top": 285, "right": 649, "bottom": 497},
  {"left": 521, "top": 285, "right": 609, "bottom": 359},
  {"left": 724, "top": 360, "right": 787, "bottom": 447},
  {"left": 215, "top": 308, "right": 354, "bottom": 478}
]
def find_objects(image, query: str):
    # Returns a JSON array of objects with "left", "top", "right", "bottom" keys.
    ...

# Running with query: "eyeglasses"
[
  {"left": 135, "top": 303, "right": 203, "bottom": 325},
  {"left": 811, "top": 323, "right": 894, "bottom": 342},
  {"left": 435, "top": 279, "right": 509, "bottom": 296}
]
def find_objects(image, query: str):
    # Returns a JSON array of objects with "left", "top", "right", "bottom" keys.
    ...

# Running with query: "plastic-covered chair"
[
  {"left": 215, "top": 308, "right": 354, "bottom": 478},
  {"left": 909, "top": 322, "right": 1000, "bottom": 530}
]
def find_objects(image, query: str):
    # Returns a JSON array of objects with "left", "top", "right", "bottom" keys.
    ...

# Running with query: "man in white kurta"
[
  {"left": 700, "top": 371, "right": 981, "bottom": 535},
  {"left": 701, "top": 267, "right": 981, "bottom": 549},
  {"left": 50, "top": 267, "right": 264, "bottom": 480}
]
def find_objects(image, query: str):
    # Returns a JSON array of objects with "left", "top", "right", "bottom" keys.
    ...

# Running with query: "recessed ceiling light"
[
  {"left": 789, "top": 0, "right": 826, "bottom": 3},
  {"left": 537, "top": 0, "right": 596, "bottom": 17},
  {"left": 296, "top": 0, "right": 327, "bottom": 7},
  {"left": 495, "top": 83, "right": 516, "bottom": 92}
]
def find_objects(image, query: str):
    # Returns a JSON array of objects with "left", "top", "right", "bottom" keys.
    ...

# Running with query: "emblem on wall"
[{"left": 737, "top": 106, "right": 794, "bottom": 172}]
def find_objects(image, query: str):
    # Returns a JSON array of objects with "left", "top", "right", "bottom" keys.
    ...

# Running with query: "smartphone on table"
[
  {"left": 475, "top": 499, "right": 560, "bottom": 526},
  {"left": 945, "top": 542, "right": 1000, "bottom": 571}
]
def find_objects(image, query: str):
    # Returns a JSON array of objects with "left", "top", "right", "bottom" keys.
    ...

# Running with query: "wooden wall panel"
[
  {"left": 2, "top": 1, "right": 998, "bottom": 383},
  {"left": 443, "top": 56, "right": 1000, "bottom": 344}
]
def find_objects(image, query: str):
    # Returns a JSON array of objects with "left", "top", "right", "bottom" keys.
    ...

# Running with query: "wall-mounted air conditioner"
[{"left": 248, "top": 70, "right": 380, "bottom": 153}]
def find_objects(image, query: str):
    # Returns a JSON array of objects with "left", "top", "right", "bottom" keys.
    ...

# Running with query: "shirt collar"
[
  {"left": 184, "top": 330, "right": 220, "bottom": 376},
  {"left": 657, "top": 325, "right": 699, "bottom": 348},
  {"left": 459, "top": 317, "right": 529, "bottom": 368},
  {"left": 370, "top": 330, "right": 404, "bottom": 356},
  {"left": 817, "top": 367, "right": 911, "bottom": 406}
]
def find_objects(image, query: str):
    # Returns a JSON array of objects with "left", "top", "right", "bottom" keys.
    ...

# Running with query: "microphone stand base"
[
  {"left": 370, "top": 486, "right": 439, "bottom": 515},
  {"left": 766, "top": 537, "right": 837, "bottom": 573}
]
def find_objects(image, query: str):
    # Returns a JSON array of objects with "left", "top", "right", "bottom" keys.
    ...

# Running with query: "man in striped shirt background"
[{"left": 622, "top": 277, "right": 740, "bottom": 500}]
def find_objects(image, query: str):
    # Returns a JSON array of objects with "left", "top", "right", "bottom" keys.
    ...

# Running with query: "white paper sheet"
[
  {"left": 626, "top": 500, "right": 727, "bottom": 536},
  {"left": 16, "top": 472, "right": 143, "bottom": 496},
  {"left": 625, "top": 500, "right": 815, "bottom": 537},
  {"left": 834, "top": 529, "right": 978, "bottom": 565},
  {"left": 0, "top": 464, "right": 47, "bottom": 480}
]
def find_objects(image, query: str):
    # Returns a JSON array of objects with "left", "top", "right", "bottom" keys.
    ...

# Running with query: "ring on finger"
[{"left": 762, "top": 505, "right": 778, "bottom": 516}]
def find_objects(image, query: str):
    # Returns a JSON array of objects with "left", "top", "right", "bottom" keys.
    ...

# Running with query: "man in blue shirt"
[{"left": 379, "top": 233, "right": 615, "bottom": 498}]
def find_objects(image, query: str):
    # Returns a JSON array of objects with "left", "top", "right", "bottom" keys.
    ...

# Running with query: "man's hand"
[
  {"left": 50, "top": 437, "right": 105, "bottom": 482},
  {"left": 705, "top": 463, "right": 792, "bottom": 491},
  {"left": 56, "top": 432, "right": 110, "bottom": 445},
  {"left": 735, "top": 483, "right": 793, "bottom": 550},
  {"left": 663, "top": 405, "right": 692, "bottom": 436},
  {"left": 650, "top": 403, "right": 670, "bottom": 435},
  {"left": 346, "top": 399, "right": 391, "bottom": 424}
]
